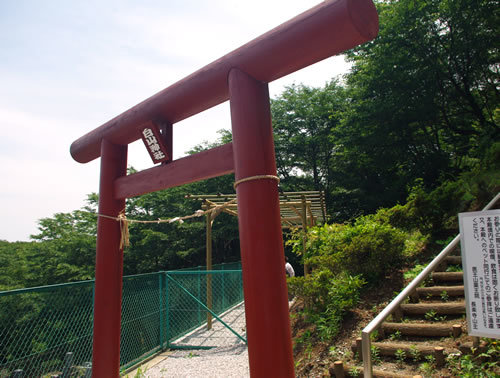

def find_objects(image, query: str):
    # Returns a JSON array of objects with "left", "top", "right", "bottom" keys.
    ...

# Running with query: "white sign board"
[{"left": 459, "top": 209, "right": 500, "bottom": 338}]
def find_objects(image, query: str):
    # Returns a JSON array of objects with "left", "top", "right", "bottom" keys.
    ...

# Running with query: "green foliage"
[
  {"left": 389, "top": 330, "right": 402, "bottom": 341},
  {"left": 409, "top": 345, "right": 421, "bottom": 362},
  {"left": 395, "top": 349, "right": 406, "bottom": 367},
  {"left": 371, "top": 346, "right": 381, "bottom": 365},
  {"left": 397, "top": 144, "right": 500, "bottom": 236},
  {"left": 288, "top": 206, "right": 427, "bottom": 285},
  {"left": 403, "top": 264, "right": 426, "bottom": 282},
  {"left": 0, "top": 241, "right": 35, "bottom": 290},
  {"left": 446, "top": 339, "right": 500, "bottom": 377},
  {"left": 440, "top": 290, "right": 449, "bottom": 302},
  {"left": 294, "top": 329, "right": 312, "bottom": 349},
  {"left": 1, "top": 195, "right": 99, "bottom": 289},
  {"left": 287, "top": 271, "right": 364, "bottom": 341},
  {"left": 424, "top": 310, "right": 446, "bottom": 322},
  {"left": 348, "top": 366, "right": 361, "bottom": 377},
  {"left": 419, "top": 355, "right": 436, "bottom": 376},
  {"left": 419, "top": 361, "right": 435, "bottom": 376},
  {"left": 123, "top": 172, "right": 240, "bottom": 275},
  {"left": 271, "top": 80, "right": 347, "bottom": 210},
  {"left": 340, "top": 0, "right": 499, "bottom": 219}
]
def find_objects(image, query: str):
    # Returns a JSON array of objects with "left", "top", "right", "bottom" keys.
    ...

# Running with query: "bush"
[
  {"left": 336, "top": 216, "right": 407, "bottom": 283},
  {"left": 288, "top": 213, "right": 426, "bottom": 285},
  {"left": 446, "top": 338, "right": 499, "bottom": 377},
  {"left": 287, "top": 271, "right": 365, "bottom": 340}
]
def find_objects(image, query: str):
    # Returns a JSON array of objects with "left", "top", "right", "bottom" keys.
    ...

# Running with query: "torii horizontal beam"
[{"left": 115, "top": 143, "right": 234, "bottom": 199}]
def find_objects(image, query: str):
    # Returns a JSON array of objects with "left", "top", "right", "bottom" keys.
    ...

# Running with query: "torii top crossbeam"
[
  {"left": 70, "top": 0, "right": 378, "bottom": 165},
  {"left": 70, "top": 1, "right": 378, "bottom": 377}
]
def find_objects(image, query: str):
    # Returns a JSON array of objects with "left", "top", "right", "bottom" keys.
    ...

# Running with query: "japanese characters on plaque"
[
  {"left": 139, "top": 121, "right": 170, "bottom": 164},
  {"left": 459, "top": 209, "right": 500, "bottom": 339}
]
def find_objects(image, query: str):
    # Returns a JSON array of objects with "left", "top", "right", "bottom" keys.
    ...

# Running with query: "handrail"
[{"left": 361, "top": 192, "right": 500, "bottom": 377}]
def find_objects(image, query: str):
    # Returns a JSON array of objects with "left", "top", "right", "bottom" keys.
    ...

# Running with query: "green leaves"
[
  {"left": 271, "top": 80, "right": 346, "bottom": 204},
  {"left": 287, "top": 271, "right": 364, "bottom": 341},
  {"left": 288, "top": 207, "right": 426, "bottom": 285}
]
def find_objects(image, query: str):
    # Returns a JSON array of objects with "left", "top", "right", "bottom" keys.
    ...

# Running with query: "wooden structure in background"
[
  {"left": 188, "top": 190, "right": 326, "bottom": 229},
  {"left": 188, "top": 190, "right": 327, "bottom": 326}
]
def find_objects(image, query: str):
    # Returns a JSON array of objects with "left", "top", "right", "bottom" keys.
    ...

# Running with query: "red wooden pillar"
[
  {"left": 92, "top": 139, "right": 127, "bottom": 377},
  {"left": 229, "top": 68, "right": 294, "bottom": 377}
]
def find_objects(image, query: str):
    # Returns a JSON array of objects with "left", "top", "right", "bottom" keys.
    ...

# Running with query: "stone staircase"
[{"left": 336, "top": 254, "right": 480, "bottom": 377}]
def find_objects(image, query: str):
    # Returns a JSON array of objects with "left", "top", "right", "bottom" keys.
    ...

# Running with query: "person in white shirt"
[{"left": 285, "top": 256, "right": 295, "bottom": 277}]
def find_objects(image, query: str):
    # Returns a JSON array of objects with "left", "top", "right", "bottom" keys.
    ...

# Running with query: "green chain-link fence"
[
  {"left": 0, "top": 262, "right": 243, "bottom": 377},
  {"left": 165, "top": 269, "right": 245, "bottom": 348}
]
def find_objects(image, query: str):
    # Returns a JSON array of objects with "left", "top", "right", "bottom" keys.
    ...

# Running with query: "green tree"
[
  {"left": 271, "top": 80, "right": 347, "bottom": 214},
  {"left": 28, "top": 195, "right": 98, "bottom": 285},
  {"left": 338, "top": 0, "right": 499, "bottom": 215},
  {"left": 0, "top": 240, "right": 35, "bottom": 290}
]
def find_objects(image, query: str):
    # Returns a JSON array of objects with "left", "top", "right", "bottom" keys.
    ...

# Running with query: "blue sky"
[{"left": 0, "top": 0, "right": 351, "bottom": 242}]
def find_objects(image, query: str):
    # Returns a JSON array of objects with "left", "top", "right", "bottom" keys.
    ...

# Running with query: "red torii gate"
[{"left": 70, "top": 0, "right": 378, "bottom": 376}]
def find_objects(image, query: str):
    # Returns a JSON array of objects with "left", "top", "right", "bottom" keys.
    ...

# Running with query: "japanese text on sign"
[
  {"left": 142, "top": 128, "right": 166, "bottom": 161},
  {"left": 459, "top": 209, "right": 500, "bottom": 339},
  {"left": 139, "top": 121, "right": 170, "bottom": 164}
]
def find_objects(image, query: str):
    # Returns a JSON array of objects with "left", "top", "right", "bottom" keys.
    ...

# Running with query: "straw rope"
[
  {"left": 233, "top": 174, "right": 279, "bottom": 190},
  {"left": 96, "top": 198, "right": 237, "bottom": 248}
]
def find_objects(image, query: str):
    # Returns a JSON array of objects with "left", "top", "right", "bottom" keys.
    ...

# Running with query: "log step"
[
  {"left": 416, "top": 285, "right": 464, "bottom": 297},
  {"left": 400, "top": 301, "right": 465, "bottom": 315},
  {"left": 381, "top": 322, "right": 462, "bottom": 337},
  {"left": 330, "top": 361, "right": 416, "bottom": 378},
  {"left": 432, "top": 271, "right": 463, "bottom": 282},
  {"left": 371, "top": 342, "right": 448, "bottom": 358},
  {"left": 351, "top": 341, "right": 449, "bottom": 358},
  {"left": 444, "top": 256, "right": 462, "bottom": 265}
]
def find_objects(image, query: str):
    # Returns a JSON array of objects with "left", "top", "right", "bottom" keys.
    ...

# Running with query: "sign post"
[{"left": 459, "top": 209, "right": 500, "bottom": 338}]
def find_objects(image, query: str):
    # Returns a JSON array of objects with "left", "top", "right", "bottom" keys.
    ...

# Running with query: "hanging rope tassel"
[{"left": 118, "top": 211, "right": 130, "bottom": 249}]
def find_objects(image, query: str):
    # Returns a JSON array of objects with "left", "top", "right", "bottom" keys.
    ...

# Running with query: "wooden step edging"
[
  {"left": 431, "top": 272, "right": 463, "bottom": 282},
  {"left": 379, "top": 322, "right": 462, "bottom": 338},
  {"left": 351, "top": 341, "right": 447, "bottom": 362},
  {"left": 330, "top": 360, "right": 426, "bottom": 377},
  {"left": 400, "top": 301, "right": 465, "bottom": 315},
  {"left": 444, "top": 256, "right": 462, "bottom": 265},
  {"left": 415, "top": 285, "right": 464, "bottom": 297}
]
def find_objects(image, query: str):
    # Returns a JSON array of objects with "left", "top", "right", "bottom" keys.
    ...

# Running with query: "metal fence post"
[
  {"left": 61, "top": 352, "right": 73, "bottom": 378},
  {"left": 159, "top": 272, "right": 164, "bottom": 349},
  {"left": 165, "top": 273, "right": 170, "bottom": 348},
  {"left": 222, "top": 266, "right": 226, "bottom": 310},
  {"left": 197, "top": 270, "right": 201, "bottom": 326}
]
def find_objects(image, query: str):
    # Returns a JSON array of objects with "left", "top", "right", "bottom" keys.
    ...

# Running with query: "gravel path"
[{"left": 137, "top": 303, "right": 249, "bottom": 377}]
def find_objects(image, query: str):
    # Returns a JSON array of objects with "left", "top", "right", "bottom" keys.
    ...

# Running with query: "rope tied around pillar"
[{"left": 233, "top": 174, "right": 280, "bottom": 190}]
